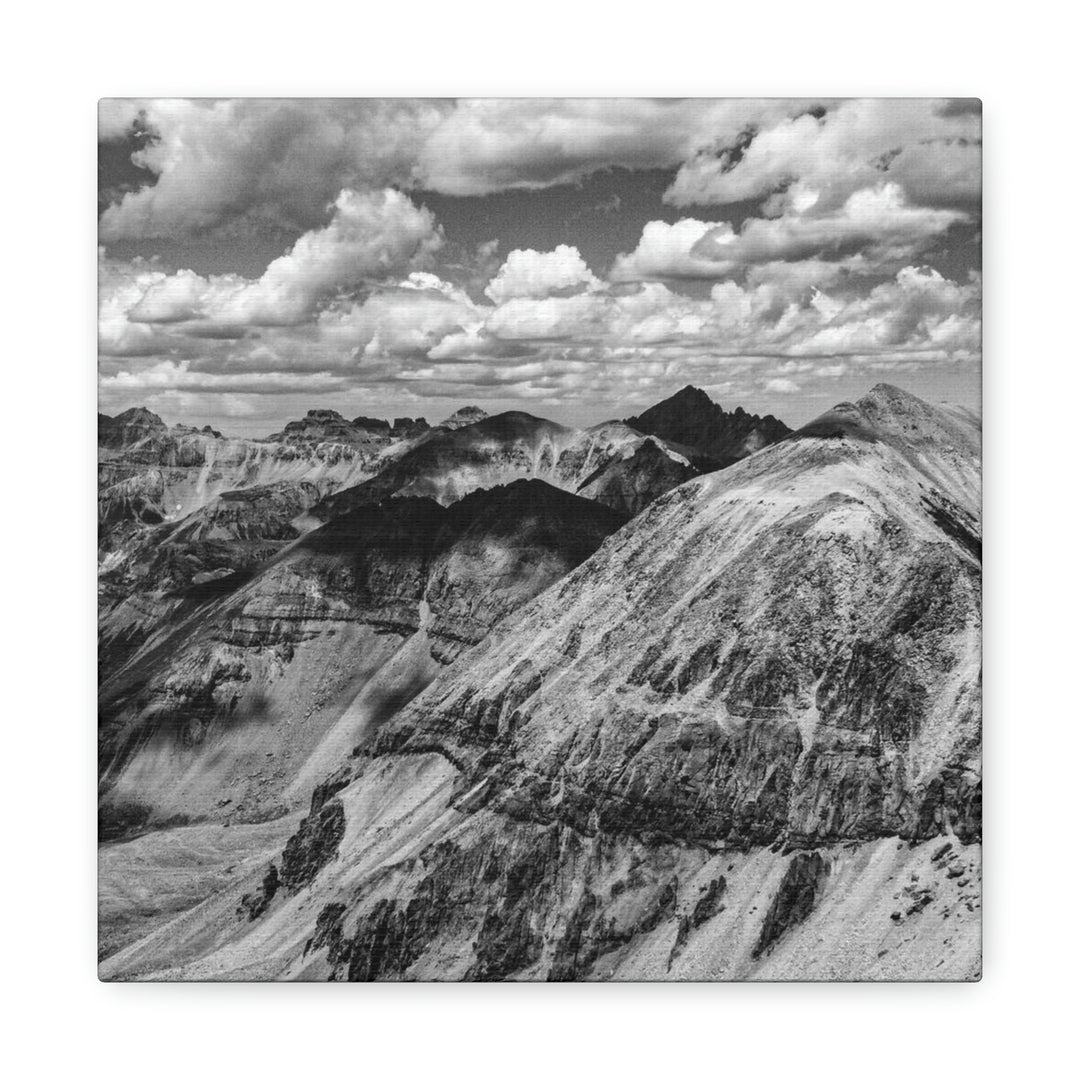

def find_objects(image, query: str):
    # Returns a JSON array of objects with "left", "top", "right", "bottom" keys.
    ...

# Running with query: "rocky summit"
[
  {"left": 98, "top": 384, "right": 980, "bottom": 980},
  {"left": 439, "top": 405, "right": 489, "bottom": 429},
  {"left": 626, "top": 385, "right": 791, "bottom": 469}
]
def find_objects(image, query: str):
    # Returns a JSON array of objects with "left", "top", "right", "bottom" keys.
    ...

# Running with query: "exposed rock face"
[
  {"left": 97, "top": 408, "right": 439, "bottom": 678},
  {"left": 98, "top": 479, "right": 627, "bottom": 832},
  {"left": 98, "top": 427, "right": 394, "bottom": 541},
  {"left": 440, "top": 406, "right": 489, "bottom": 429},
  {"left": 99, "top": 407, "right": 169, "bottom": 449},
  {"left": 309, "top": 413, "right": 694, "bottom": 522},
  {"left": 626, "top": 385, "right": 791, "bottom": 469},
  {"left": 98, "top": 480, "right": 323, "bottom": 682},
  {"left": 391, "top": 417, "right": 430, "bottom": 437},
  {"left": 351, "top": 415, "right": 391, "bottom": 433},
  {"left": 100, "top": 385, "right": 982, "bottom": 982},
  {"left": 576, "top": 438, "right": 699, "bottom": 516},
  {"left": 751, "top": 852, "right": 828, "bottom": 958},
  {"left": 272, "top": 409, "right": 432, "bottom": 444},
  {"left": 273, "top": 409, "right": 377, "bottom": 444}
]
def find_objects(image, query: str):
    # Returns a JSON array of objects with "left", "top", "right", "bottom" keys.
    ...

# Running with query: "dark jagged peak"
[
  {"left": 665, "top": 385, "right": 714, "bottom": 409},
  {"left": 440, "top": 405, "right": 489, "bottom": 430},
  {"left": 625, "top": 385, "right": 790, "bottom": 470}
]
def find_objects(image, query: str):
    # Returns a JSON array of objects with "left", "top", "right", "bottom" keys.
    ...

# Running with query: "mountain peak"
[
  {"left": 626, "top": 387, "right": 790, "bottom": 468},
  {"left": 855, "top": 383, "right": 978, "bottom": 450},
  {"left": 440, "top": 406, "right": 490, "bottom": 430},
  {"left": 859, "top": 383, "right": 925, "bottom": 410},
  {"left": 98, "top": 406, "right": 168, "bottom": 449},
  {"left": 112, "top": 406, "right": 166, "bottom": 428},
  {"left": 789, "top": 385, "right": 981, "bottom": 511},
  {"left": 670, "top": 384, "right": 715, "bottom": 405}
]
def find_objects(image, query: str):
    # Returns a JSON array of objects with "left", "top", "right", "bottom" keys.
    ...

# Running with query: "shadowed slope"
[{"left": 99, "top": 480, "right": 627, "bottom": 835}]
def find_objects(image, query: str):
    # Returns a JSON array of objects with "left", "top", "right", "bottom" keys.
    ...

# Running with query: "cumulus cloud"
[
  {"left": 318, "top": 276, "right": 481, "bottom": 359},
  {"left": 763, "top": 378, "right": 800, "bottom": 394},
  {"left": 783, "top": 265, "right": 981, "bottom": 357},
  {"left": 116, "top": 189, "right": 442, "bottom": 333},
  {"left": 101, "top": 248, "right": 979, "bottom": 419},
  {"left": 98, "top": 99, "right": 980, "bottom": 422},
  {"left": 99, "top": 99, "right": 449, "bottom": 240},
  {"left": 99, "top": 98, "right": 818, "bottom": 240},
  {"left": 612, "top": 184, "right": 968, "bottom": 282},
  {"left": 484, "top": 245, "right": 602, "bottom": 303},
  {"left": 450, "top": 265, "right": 978, "bottom": 366},
  {"left": 608, "top": 219, "right": 727, "bottom": 281},
  {"left": 411, "top": 99, "right": 807, "bottom": 196},
  {"left": 665, "top": 98, "right": 980, "bottom": 211}
]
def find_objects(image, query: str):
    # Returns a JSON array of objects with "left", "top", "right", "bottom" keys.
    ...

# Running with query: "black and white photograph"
[{"left": 96, "top": 97, "right": 982, "bottom": 981}]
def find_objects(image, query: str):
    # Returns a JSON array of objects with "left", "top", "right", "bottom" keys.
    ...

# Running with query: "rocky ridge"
[
  {"left": 100, "top": 384, "right": 982, "bottom": 981},
  {"left": 99, "top": 480, "right": 627, "bottom": 835},
  {"left": 306, "top": 413, "right": 696, "bottom": 523}
]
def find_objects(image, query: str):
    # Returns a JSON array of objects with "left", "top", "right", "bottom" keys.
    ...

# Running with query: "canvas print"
[{"left": 98, "top": 98, "right": 982, "bottom": 981}]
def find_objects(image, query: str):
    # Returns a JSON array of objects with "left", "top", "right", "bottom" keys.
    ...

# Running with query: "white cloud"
[
  {"left": 99, "top": 99, "right": 448, "bottom": 240},
  {"left": 609, "top": 219, "right": 729, "bottom": 281},
  {"left": 99, "top": 98, "right": 818, "bottom": 239},
  {"left": 763, "top": 378, "right": 800, "bottom": 394},
  {"left": 101, "top": 259, "right": 980, "bottom": 414},
  {"left": 412, "top": 98, "right": 807, "bottom": 197},
  {"left": 318, "top": 277, "right": 481, "bottom": 358},
  {"left": 484, "top": 245, "right": 602, "bottom": 303},
  {"left": 97, "top": 99, "right": 981, "bottom": 417},
  {"left": 665, "top": 98, "right": 980, "bottom": 211},
  {"left": 101, "top": 359, "right": 350, "bottom": 396},
  {"left": 117, "top": 189, "right": 442, "bottom": 331},
  {"left": 613, "top": 184, "right": 969, "bottom": 282}
]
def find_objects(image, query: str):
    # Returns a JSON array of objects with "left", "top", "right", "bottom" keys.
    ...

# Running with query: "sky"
[{"left": 98, "top": 98, "right": 981, "bottom": 436}]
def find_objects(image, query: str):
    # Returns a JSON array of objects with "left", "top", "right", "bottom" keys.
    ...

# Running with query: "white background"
[{"left": 2, "top": 2, "right": 1075, "bottom": 1076}]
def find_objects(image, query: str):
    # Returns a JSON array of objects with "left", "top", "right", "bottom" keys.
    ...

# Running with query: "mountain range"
[{"left": 98, "top": 384, "right": 980, "bottom": 979}]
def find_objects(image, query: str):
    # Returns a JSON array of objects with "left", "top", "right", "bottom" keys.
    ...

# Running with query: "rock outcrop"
[
  {"left": 308, "top": 413, "right": 695, "bottom": 522},
  {"left": 99, "top": 480, "right": 627, "bottom": 832},
  {"left": 576, "top": 438, "right": 699, "bottom": 517},
  {"left": 439, "top": 406, "right": 489, "bottom": 430}
]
